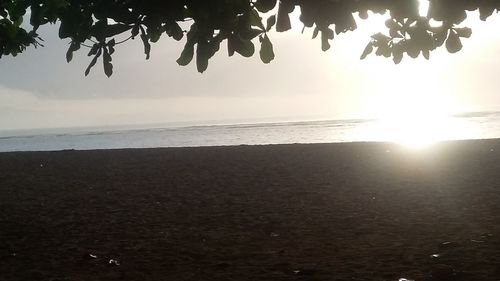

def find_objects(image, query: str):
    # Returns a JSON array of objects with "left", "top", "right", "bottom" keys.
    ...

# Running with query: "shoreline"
[
  {"left": 1, "top": 140, "right": 500, "bottom": 280},
  {"left": 1, "top": 136, "right": 500, "bottom": 154}
]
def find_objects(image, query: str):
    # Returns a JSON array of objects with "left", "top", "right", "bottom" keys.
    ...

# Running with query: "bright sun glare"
[
  {"left": 355, "top": 59, "right": 473, "bottom": 149},
  {"left": 353, "top": 0, "right": 476, "bottom": 150},
  {"left": 365, "top": 93, "right": 478, "bottom": 149},
  {"left": 366, "top": 77, "right": 470, "bottom": 150},
  {"left": 374, "top": 114, "right": 455, "bottom": 149},
  {"left": 291, "top": 0, "right": 479, "bottom": 149}
]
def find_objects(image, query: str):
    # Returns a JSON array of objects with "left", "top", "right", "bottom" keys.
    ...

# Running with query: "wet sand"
[{"left": 1, "top": 140, "right": 500, "bottom": 281}]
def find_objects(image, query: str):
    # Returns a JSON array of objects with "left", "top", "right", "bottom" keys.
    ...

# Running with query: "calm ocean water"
[{"left": 2, "top": 112, "right": 500, "bottom": 152}]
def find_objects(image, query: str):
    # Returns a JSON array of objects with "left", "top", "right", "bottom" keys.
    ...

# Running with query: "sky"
[{"left": 2, "top": 7, "right": 500, "bottom": 131}]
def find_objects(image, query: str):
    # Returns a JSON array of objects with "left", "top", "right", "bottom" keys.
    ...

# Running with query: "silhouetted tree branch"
[{"left": 1, "top": 0, "right": 499, "bottom": 77}]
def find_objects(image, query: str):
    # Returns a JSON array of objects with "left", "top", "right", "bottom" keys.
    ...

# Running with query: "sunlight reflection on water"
[{"left": 353, "top": 114, "right": 480, "bottom": 149}]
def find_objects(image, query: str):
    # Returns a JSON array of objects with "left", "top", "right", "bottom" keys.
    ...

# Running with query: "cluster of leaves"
[
  {"left": 0, "top": 0, "right": 42, "bottom": 58},
  {"left": 2, "top": 0, "right": 500, "bottom": 76},
  {"left": 44, "top": 0, "right": 279, "bottom": 76},
  {"left": 361, "top": 18, "right": 473, "bottom": 63},
  {"left": 359, "top": 0, "right": 489, "bottom": 63}
]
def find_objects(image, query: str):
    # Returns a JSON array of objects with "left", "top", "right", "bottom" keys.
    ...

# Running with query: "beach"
[{"left": 1, "top": 140, "right": 500, "bottom": 281}]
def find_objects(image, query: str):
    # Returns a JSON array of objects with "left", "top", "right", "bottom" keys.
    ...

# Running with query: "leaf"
[
  {"left": 479, "top": 6, "right": 495, "bottom": 21},
  {"left": 414, "top": 30, "right": 433, "bottom": 49},
  {"left": 102, "top": 47, "right": 113, "bottom": 77},
  {"left": 149, "top": 28, "right": 162, "bottom": 43},
  {"left": 29, "top": 4, "right": 41, "bottom": 30},
  {"left": 250, "top": 8, "right": 265, "bottom": 31},
  {"left": 276, "top": 2, "right": 292, "bottom": 32},
  {"left": 371, "top": 32, "right": 391, "bottom": 42},
  {"left": 104, "top": 24, "right": 131, "bottom": 38},
  {"left": 196, "top": 40, "right": 209, "bottom": 73},
  {"left": 13, "top": 15, "right": 24, "bottom": 26},
  {"left": 85, "top": 47, "right": 102, "bottom": 76},
  {"left": 66, "top": 41, "right": 80, "bottom": 63},
  {"left": 228, "top": 35, "right": 255, "bottom": 57},
  {"left": 234, "top": 36, "right": 255, "bottom": 57},
  {"left": 407, "top": 46, "right": 420, "bottom": 58},
  {"left": 259, "top": 34, "right": 274, "bottom": 63},
  {"left": 389, "top": 28, "right": 403, "bottom": 38},
  {"left": 131, "top": 25, "right": 139, "bottom": 38},
  {"left": 358, "top": 10, "right": 368, "bottom": 20},
  {"left": 139, "top": 26, "right": 151, "bottom": 59},
  {"left": 385, "top": 19, "right": 398, "bottom": 29},
  {"left": 227, "top": 35, "right": 255, "bottom": 57},
  {"left": 255, "top": 0, "right": 277, "bottom": 13},
  {"left": 91, "top": 20, "right": 108, "bottom": 41},
  {"left": 446, "top": 30, "right": 462, "bottom": 53},
  {"left": 166, "top": 22, "right": 183, "bottom": 41},
  {"left": 240, "top": 28, "right": 263, "bottom": 40},
  {"left": 266, "top": 15, "right": 276, "bottom": 32},
  {"left": 393, "top": 49, "right": 403, "bottom": 64},
  {"left": 312, "top": 26, "right": 319, "bottom": 39},
  {"left": 380, "top": 44, "right": 392, "bottom": 58},
  {"left": 177, "top": 44, "right": 194, "bottom": 66},
  {"left": 87, "top": 43, "right": 100, "bottom": 56},
  {"left": 321, "top": 35, "right": 330, "bottom": 51},
  {"left": 360, "top": 41, "right": 373, "bottom": 60},
  {"left": 422, "top": 49, "right": 430, "bottom": 60},
  {"left": 177, "top": 24, "right": 197, "bottom": 65},
  {"left": 207, "top": 37, "right": 222, "bottom": 59},
  {"left": 454, "top": 27, "right": 472, "bottom": 38},
  {"left": 227, "top": 36, "right": 235, "bottom": 57},
  {"left": 433, "top": 30, "right": 448, "bottom": 47},
  {"left": 107, "top": 39, "right": 115, "bottom": 55},
  {"left": 321, "top": 28, "right": 334, "bottom": 51},
  {"left": 59, "top": 20, "right": 72, "bottom": 39}
]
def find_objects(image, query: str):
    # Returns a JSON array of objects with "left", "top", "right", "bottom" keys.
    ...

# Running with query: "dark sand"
[{"left": 1, "top": 140, "right": 500, "bottom": 281}]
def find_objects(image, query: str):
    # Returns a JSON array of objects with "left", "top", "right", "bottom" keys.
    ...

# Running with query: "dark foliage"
[{"left": 1, "top": 0, "right": 499, "bottom": 76}]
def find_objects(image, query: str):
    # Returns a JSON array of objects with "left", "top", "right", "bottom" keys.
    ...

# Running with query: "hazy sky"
[{"left": 2, "top": 9, "right": 500, "bottom": 130}]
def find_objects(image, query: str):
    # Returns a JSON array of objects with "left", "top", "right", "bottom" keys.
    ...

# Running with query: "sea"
[{"left": 2, "top": 111, "right": 500, "bottom": 152}]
